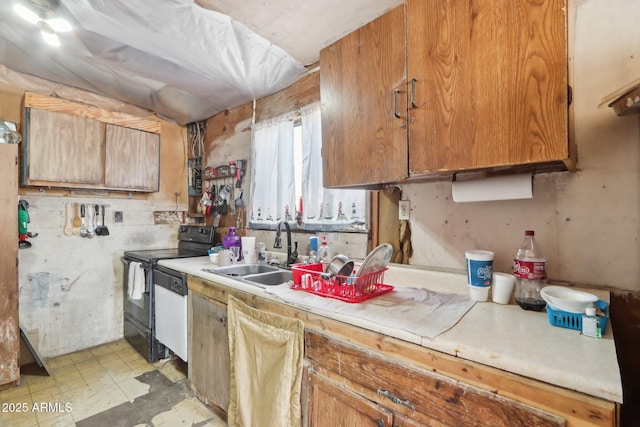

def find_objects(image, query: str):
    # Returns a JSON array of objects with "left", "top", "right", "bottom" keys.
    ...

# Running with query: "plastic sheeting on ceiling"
[{"left": 0, "top": 0, "right": 307, "bottom": 125}]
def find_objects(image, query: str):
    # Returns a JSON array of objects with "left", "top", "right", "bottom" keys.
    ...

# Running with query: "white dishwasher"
[{"left": 153, "top": 265, "right": 188, "bottom": 362}]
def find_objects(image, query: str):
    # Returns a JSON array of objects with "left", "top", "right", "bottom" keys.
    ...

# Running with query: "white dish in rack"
[
  {"left": 540, "top": 286, "right": 598, "bottom": 314},
  {"left": 356, "top": 243, "right": 393, "bottom": 277}
]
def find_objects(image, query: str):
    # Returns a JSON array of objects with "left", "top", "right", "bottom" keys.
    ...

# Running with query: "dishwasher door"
[{"left": 154, "top": 267, "right": 188, "bottom": 361}]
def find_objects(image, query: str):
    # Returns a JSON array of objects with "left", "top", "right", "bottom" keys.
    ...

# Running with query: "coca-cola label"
[{"left": 513, "top": 259, "right": 546, "bottom": 280}]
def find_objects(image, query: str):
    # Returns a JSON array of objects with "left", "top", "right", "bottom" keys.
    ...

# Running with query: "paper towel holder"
[{"left": 451, "top": 172, "right": 533, "bottom": 203}]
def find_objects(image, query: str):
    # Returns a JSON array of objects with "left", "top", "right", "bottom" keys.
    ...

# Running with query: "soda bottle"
[{"left": 513, "top": 230, "right": 546, "bottom": 311}]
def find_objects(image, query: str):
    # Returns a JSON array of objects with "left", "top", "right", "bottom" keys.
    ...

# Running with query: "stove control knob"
[{"left": 179, "top": 226, "right": 187, "bottom": 233}]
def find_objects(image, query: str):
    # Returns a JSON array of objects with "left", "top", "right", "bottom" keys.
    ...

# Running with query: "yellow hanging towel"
[{"left": 227, "top": 296, "right": 304, "bottom": 427}]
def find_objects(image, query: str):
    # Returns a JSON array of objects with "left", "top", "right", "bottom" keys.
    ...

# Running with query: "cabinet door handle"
[
  {"left": 377, "top": 389, "right": 415, "bottom": 411},
  {"left": 410, "top": 78, "right": 417, "bottom": 109},
  {"left": 393, "top": 89, "right": 401, "bottom": 119}
]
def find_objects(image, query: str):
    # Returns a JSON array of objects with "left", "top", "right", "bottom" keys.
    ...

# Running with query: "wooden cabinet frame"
[{"left": 22, "top": 92, "right": 161, "bottom": 192}]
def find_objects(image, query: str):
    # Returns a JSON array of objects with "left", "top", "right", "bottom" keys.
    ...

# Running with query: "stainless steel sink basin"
[
  {"left": 203, "top": 263, "right": 292, "bottom": 287},
  {"left": 243, "top": 270, "right": 293, "bottom": 286},
  {"left": 204, "top": 264, "right": 280, "bottom": 277}
]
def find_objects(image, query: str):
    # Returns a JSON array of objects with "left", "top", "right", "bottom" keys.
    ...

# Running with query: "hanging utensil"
[
  {"left": 79, "top": 204, "right": 87, "bottom": 237},
  {"left": 215, "top": 183, "right": 231, "bottom": 204},
  {"left": 234, "top": 189, "right": 245, "bottom": 209},
  {"left": 86, "top": 204, "right": 96, "bottom": 238},
  {"left": 93, "top": 204, "right": 101, "bottom": 234},
  {"left": 64, "top": 203, "right": 73, "bottom": 236},
  {"left": 73, "top": 203, "right": 82, "bottom": 234},
  {"left": 229, "top": 182, "right": 236, "bottom": 216},
  {"left": 98, "top": 205, "right": 110, "bottom": 236}
]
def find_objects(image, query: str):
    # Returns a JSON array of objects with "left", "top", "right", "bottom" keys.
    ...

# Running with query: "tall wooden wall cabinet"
[{"left": 0, "top": 142, "right": 19, "bottom": 388}]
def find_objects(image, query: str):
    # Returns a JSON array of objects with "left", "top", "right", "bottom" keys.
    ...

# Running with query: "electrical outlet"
[
  {"left": 114, "top": 211, "right": 123, "bottom": 223},
  {"left": 399, "top": 200, "right": 410, "bottom": 220}
]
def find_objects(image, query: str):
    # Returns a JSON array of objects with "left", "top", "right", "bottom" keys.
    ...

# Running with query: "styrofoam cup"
[
  {"left": 465, "top": 250, "right": 494, "bottom": 287},
  {"left": 469, "top": 284, "right": 490, "bottom": 302},
  {"left": 492, "top": 272, "right": 515, "bottom": 304}
]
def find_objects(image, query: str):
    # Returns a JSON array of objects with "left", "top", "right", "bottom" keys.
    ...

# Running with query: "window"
[{"left": 249, "top": 103, "right": 367, "bottom": 231}]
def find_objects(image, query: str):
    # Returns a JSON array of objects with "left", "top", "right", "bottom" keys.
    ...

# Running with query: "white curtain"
[
  {"left": 251, "top": 103, "right": 366, "bottom": 228},
  {"left": 250, "top": 112, "right": 296, "bottom": 222},
  {"left": 300, "top": 104, "right": 366, "bottom": 226}
]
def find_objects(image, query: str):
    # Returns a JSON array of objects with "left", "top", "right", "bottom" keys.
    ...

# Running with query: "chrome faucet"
[{"left": 274, "top": 220, "right": 298, "bottom": 266}]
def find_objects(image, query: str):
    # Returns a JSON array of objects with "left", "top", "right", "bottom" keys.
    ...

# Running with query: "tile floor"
[{"left": 0, "top": 340, "right": 227, "bottom": 427}]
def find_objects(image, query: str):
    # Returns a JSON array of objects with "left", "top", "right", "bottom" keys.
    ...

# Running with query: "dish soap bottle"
[
  {"left": 308, "top": 236, "right": 319, "bottom": 263},
  {"left": 318, "top": 236, "right": 330, "bottom": 272}
]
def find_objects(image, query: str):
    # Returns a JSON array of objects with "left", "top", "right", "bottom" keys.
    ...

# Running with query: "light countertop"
[{"left": 159, "top": 256, "right": 622, "bottom": 404}]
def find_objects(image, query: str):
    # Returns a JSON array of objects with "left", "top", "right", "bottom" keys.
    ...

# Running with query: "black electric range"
[{"left": 122, "top": 225, "right": 214, "bottom": 361}]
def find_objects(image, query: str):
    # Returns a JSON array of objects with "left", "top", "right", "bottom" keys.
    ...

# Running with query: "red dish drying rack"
[{"left": 291, "top": 263, "right": 394, "bottom": 303}]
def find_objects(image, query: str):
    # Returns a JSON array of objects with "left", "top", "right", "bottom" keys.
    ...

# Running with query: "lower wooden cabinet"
[
  {"left": 305, "top": 330, "right": 565, "bottom": 427},
  {"left": 185, "top": 275, "right": 617, "bottom": 427},
  {"left": 188, "top": 292, "right": 230, "bottom": 417}
]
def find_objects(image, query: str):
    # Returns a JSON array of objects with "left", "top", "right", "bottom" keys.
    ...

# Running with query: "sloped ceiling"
[{"left": 0, "top": 0, "right": 402, "bottom": 125}]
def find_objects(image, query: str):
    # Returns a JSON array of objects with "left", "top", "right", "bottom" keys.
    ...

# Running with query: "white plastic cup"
[
  {"left": 465, "top": 250, "right": 494, "bottom": 287},
  {"left": 492, "top": 272, "right": 515, "bottom": 304},
  {"left": 468, "top": 284, "right": 491, "bottom": 302},
  {"left": 241, "top": 236, "right": 256, "bottom": 263},
  {"left": 301, "top": 273, "right": 312, "bottom": 289},
  {"left": 209, "top": 252, "right": 219, "bottom": 265},
  {"left": 218, "top": 249, "right": 232, "bottom": 266}
]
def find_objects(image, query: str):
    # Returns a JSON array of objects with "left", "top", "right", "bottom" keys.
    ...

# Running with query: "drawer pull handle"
[{"left": 377, "top": 389, "right": 415, "bottom": 411}]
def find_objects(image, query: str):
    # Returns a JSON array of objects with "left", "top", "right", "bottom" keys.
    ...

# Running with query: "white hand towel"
[{"left": 128, "top": 262, "right": 145, "bottom": 300}]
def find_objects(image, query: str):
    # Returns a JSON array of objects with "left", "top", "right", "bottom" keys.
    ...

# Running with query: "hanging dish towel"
[
  {"left": 127, "top": 262, "right": 145, "bottom": 300},
  {"left": 227, "top": 296, "right": 304, "bottom": 427}
]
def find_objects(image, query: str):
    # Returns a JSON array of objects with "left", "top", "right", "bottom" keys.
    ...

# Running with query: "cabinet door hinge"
[{"left": 568, "top": 85, "right": 573, "bottom": 107}]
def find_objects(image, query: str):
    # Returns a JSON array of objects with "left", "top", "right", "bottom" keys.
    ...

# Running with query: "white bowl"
[{"left": 540, "top": 286, "right": 598, "bottom": 314}]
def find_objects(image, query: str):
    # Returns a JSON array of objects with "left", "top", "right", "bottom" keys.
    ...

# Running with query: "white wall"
[
  {"left": 401, "top": 0, "right": 640, "bottom": 292},
  {"left": 18, "top": 196, "right": 180, "bottom": 358}
]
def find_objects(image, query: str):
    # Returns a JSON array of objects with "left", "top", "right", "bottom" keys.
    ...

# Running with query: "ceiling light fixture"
[
  {"left": 13, "top": 4, "right": 40, "bottom": 24},
  {"left": 38, "top": 21, "right": 60, "bottom": 46},
  {"left": 13, "top": 2, "right": 72, "bottom": 47}
]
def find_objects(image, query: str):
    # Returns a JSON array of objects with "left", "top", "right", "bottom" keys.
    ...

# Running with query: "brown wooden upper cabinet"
[
  {"left": 321, "top": 0, "right": 573, "bottom": 188},
  {"left": 22, "top": 93, "right": 161, "bottom": 192}
]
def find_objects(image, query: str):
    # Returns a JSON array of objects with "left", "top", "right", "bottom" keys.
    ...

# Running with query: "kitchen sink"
[
  {"left": 243, "top": 270, "right": 293, "bottom": 286},
  {"left": 203, "top": 263, "right": 293, "bottom": 287},
  {"left": 204, "top": 263, "right": 280, "bottom": 277}
]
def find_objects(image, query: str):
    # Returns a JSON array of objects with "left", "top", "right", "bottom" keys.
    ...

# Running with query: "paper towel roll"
[{"left": 452, "top": 174, "right": 532, "bottom": 203}]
